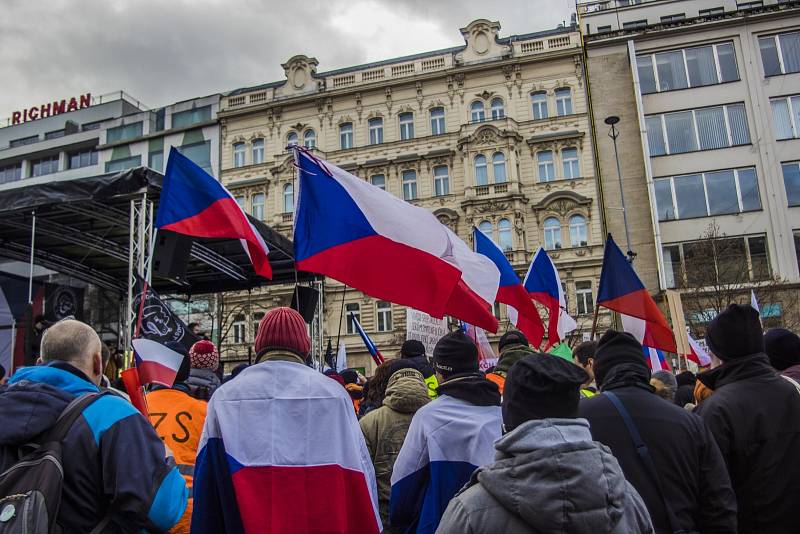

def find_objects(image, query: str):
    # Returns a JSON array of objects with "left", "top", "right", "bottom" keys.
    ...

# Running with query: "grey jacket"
[
  {"left": 436, "top": 418, "right": 654, "bottom": 534},
  {"left": 185, "top": 367, "right": 221, "bottom": 400}
]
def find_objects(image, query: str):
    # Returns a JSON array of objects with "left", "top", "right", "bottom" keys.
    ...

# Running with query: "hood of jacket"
[
  {"left": 403, "top": 355, "right": 435, "bottom": 378},
  {"left": 0, "top": 363, "right": 98, "bottom": 446},
  {"left": 187, "top": 367, "right": 221, "bottom": 387},
  {"left": 382, "top": 369, "right": 429, "bottom": 414},
  {"left": 600, "top": 362, "right": 654, "bottom": 393},
  {"left": 697, "top": 352, "right": 775, "bottom": 390},
  {"left": 474, "top": 418, "right": 631, "bottom": 533},
  {"left": 437, "top": 372, "right": 501, "bottom": 406},
  {"left": 494, "top": 343, "right": 535, "bottom": 376}
]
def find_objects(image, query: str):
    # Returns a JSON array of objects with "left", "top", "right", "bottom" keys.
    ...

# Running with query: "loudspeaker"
[
  {"left": 153, "top": 230, "right": 193, "bottom": 281},
  {"left": 291, "top": 286, "right": 319, "bottom": 324}
]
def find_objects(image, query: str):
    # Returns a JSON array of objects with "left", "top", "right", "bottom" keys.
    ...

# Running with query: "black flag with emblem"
[{"left": 132, "top": 276, "right": 198, "bottom": 352}]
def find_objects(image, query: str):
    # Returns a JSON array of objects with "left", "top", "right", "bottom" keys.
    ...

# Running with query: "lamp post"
[{"left": 605, "top": 115, "right": 635, "bottom": 263}]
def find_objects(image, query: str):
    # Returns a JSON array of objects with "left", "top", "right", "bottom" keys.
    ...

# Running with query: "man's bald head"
[{"left": 40, "top": 320, "right": 103, "bottom": 384}]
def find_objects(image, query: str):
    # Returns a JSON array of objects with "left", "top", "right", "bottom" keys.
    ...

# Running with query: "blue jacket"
[{"left": 0, "top": 362, "right": 187, "bottom": 533}]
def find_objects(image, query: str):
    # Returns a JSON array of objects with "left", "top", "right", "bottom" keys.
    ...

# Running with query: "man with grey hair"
[
  {"left": 0, "top": 319, "right": 187, "bottom": 532},
  {"left": 650, "top": 370, "right": 678, "bottom": 402}
]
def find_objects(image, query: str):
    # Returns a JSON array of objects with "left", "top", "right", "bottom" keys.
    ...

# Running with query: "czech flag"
[
  {"left": 156, "top": 147, "right": 272, "bottom": 279},
  {"left": 643, "top": 345, "right": 672, "bottom": 372},
  {"left": 132, "top": 338, "right": 184, "bottom": 387},
  {"left": 686, "top": 333, "right": 712, "bottom": 367},
  {"left": 473, "top": 228, "right": 544, "bottom": 348},
  {"left": 293, "top": 148, "right": 500, "bottom": 332},
  {"left": 598, "top": 235, "right": 676, "bottom": 353},
  {"left": 463, "top": 322, "right": 498, "bottom": 371},
  {"left": 350, "top": 312, "right": 384, "bottom": 366},
  {"left": 522, "top": 247, "right": 576, "bottom": 348}
]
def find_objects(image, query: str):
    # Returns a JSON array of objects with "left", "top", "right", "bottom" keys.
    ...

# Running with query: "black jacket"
[
  {"left": 696, "top": 353, "right": 800, "bottom": 533},
  {"left": 579, "top": 364, "right": 737, "bottom": 534}
]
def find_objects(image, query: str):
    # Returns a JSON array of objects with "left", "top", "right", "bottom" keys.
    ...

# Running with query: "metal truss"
[{"left": 123, "top": 193, "right": 154, "bottom": 352}]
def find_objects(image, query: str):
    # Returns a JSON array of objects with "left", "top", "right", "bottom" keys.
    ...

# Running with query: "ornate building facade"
[{"left": 217, "top": 20, "right": 610, "bottom": 372}]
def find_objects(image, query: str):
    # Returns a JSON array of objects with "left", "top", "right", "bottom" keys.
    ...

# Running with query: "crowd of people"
[{"left": 1, "top": 302, "right": 799, "bottom": 533}]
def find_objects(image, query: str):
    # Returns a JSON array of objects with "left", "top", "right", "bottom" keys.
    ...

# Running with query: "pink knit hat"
[
  {"left": 255, "top": 307, "right": 311, "bottom": 358},
  {"left": 189, "top": 340, "right": 219, "bottom": 370}
]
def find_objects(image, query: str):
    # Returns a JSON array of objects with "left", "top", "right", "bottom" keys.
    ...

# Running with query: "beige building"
[
  {"left": 580, "top": 0, "right": 800, "bottom": 329},
  {"left": 216, "top": 19, "right": 611, "bottom": 373}
]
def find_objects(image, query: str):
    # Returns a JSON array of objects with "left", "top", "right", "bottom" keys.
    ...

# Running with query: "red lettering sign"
[
  {"left": 11, "top": 111, "right": 21, "bottom": 125},
  {"left": 9, "top": 93, "right": 91, "bottom": 125}
]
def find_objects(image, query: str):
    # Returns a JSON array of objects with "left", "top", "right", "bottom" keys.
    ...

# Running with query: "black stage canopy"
[{"left": 0, "top": 167, "right": 311, "bottom": 295}]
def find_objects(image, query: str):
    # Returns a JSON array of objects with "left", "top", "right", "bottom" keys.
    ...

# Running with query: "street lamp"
[{"left": 605, "top": 115, "right": 636, "bottom": 263}]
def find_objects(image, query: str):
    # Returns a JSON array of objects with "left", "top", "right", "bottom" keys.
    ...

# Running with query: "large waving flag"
[
  {"left": 350, "top": 312, "right": 384, "bottom": 367},
  {"left": 293, "top": 148, "right": 499, "bottom": 331},
  {"left": 522, "top": 247, "right": 576, "bottom": 348},
  {"left": 686, "top": 333, "right": 712, "bottom": 367},
  {"left": 473, "top": 228, "right": 544, "bottom": 347},
  {"left": 156, "top": 147, "right": 272, "bottom": 279},
  {"left": 193, "top": 361, "right": 381, "bottom": 534},
  {"left": 599, "top": 235, "right": 676, "bottom": 352},
  {"left": 643, "top": 345, "right": 672, "bottom": 372},
  {"left": 132, "top": 338, "right": 184, "bottom": 387}
]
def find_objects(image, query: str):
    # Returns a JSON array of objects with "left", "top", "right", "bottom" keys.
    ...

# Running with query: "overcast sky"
[{"left": 0, "top": 0, "right": 574, "bottom": 118}]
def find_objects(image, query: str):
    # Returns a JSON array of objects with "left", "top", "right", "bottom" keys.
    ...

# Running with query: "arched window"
[
  {"left": 498, "top": 218, "right": 512, "bottom": 251},
  {"left": 543, "top": 218, "right": 561, "bottom": 250},
  {"left": 233, "top": 142, "right": 245, "bottom": 168},
  {"left": 491, "top": 98, "right": 505, "bottom": 120},
  {"left": 471, "top": 101, "right": 485, "bottom": 123},
  {"left": 303, "top": 130, "right": 316, "bottom": 149},
  {"left": 492, "top": 152, "right": 507, "bottom": 183},
  {"left": 368, "top": 118, "right": 383, "bottom": 144},
  {"left": 478, "top": 220, "right": 493, "bottom": 240},
  {"left": 569, "top": 215, "right": 588, "bottom": 247},
  {"left": 399, "top": 112, "right": 414, "bottom": 140},
  {"left": 474, "top": 154, "right": 488, "bottom": 186},
  {"left": 339, "top": 123, "right": 353, "bottom": 149},
  {"left": 283, "top": 183, "right": 294, "bottom": 213},
  {"left": 538, "top": 151, "right": 555, "bottom": 182},
  {"left": 287, "top": 131, "right": 298, "bottom": 147},
  {"left": 562, "top": 147, "right": 580, "bottom": 179},
  {"left": 430, "top": 107, "right": 446, "bottom": 135}
]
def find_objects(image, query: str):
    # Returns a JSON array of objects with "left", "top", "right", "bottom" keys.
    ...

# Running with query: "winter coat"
[
  {"left": 0, "top": 362, "right": 187, "bottom": 533},
  {"left": 403, "top": 355, "right": 439, "bottom": 399},
  {"left": 783, "top": 363, "right": 800, "bottom": 382},
  {"left": 696, "top": 353, "right": 800, "bottom": 533},
  {"left": 436, "top": 418, "right": 654, "bottom": 534},
  {"left": 360, "top": 368, "right": 430, "bottom": 529},
  {"left": 486, "top": 343, "right": 536, "bottom": 394},
  {"left": 579, "top": 363, "right": 737, "bottom": 534},
  {"left": 185, "top": 367, "right": 221, "bottom": 400}
]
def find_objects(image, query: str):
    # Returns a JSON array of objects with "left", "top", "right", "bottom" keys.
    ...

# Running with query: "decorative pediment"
[
  {"left": 396, "top": 104, "right": 415, "bottom": 115},
  {"left": 337, "top": 115, "right": 354, "bottom": 125},
  {"left": 231, "top": 135, "right": 247, "bottom": 144},
  {"left": 268, "top": 156, "right": 296, "bottom": 177},
  {"left": 427, "top": 99, "right": 445, "bottom": 110},
  {"left": 456, "top": 19, "right": 511, "bottom": 64},
  {"left": 276, "top": 55, "right": 320, "bottom": 98},
  {"left": 532, "top": 190, "right": 592, "bottom": 222},
  {"left": 248, "top": 132, "right": 266, "bottom": 141},
  {"left": 458, "top": 124, "right": 522, "bottom": 150},
  {"left": 475, "top": 90, "right": 495, "bottom": 101},
  {"left": 367, "top": 109, "right": 384, "bottom": 120}
]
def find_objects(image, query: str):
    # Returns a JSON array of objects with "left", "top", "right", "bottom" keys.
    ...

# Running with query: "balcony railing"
[{"left": 281, "top": 212, "right": 293, "bottom": 222}]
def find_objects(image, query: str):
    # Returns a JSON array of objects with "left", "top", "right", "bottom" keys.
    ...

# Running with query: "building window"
[
  {"left": 597, "top": 25, "right": 612, "bottom": 33},
  {"left": 795, "top": 231, "right": 800, "bottom": 274},
  {"left": 771, "top": 95, "right": 800, "bottom": 140},
  {"left": 251, "top": 193, "right": 265, "bottom": 220},
  {"left": 699, "top": 7, "right": 725, "bottom": 16},
  {"left": 399, "top": 113, "right": 415, "bottom": 140},
  {"left": 45, "top": 130, "right": 65, "bottom": 140},
  {"left": 287, "top": 131, "right": 298, "bottom": 147},
  {"left": 663, "top": 235, "right": 771, "bottom": 288},
  {"left": 30, "top": 155, "right": 59, "bottom": 177},
  {"left": 491, "top": 98, "right": 505, "bottom": 120},
  {"left": 68, "top": 149, "right": 98, "bottom": 169},
  {"left": 283, "top": 183, "right": 294, "bottom": 213},
  {"left": 233, "top": 314, "right": 246, "bottom": 344},
  {"left": 171, "top": 106, "right": 212, "bottom": 129},
  {"left": 105, "top": 155, "right": 141, "bottom": 173},
  {"left": 106, "top": 122, "right": 143, "bottom": 144},
  {"left": 646, "top": 103, "right": 750, "bottom": 155},
  {"left": 304, "top": 130, "right": 316, "bottom": 149},
  {"left": 498, "top": 218, "right": 512, "bottom": 251},
  {"left": 339, "top": 123, "right": 353, "bottom": 149},
  {"left": 622, "top": 19, "right": 647, "bottom": 30},
  {"left": 368, "top": 118, "right": 383, "bottom": 145},
  {"left": 371, "top": 174, "right": 386, "bottom": 190},
  {"left": 233, "top": 142, "right": 245, "bottom": 167},
  {"left": 179, "top": 141, "right": 212, "bottom": 174},
  {"left": 149, "top": 150, "right": 163, "bottom": 172},
  {"left": 544, "top": 218, "right": 561, "bottom": 250},
  {"left": 9, "top": 135, "right": 39, "bottom": 148},
  {"left": 569, "top": 215, "right": 588, "bottom": 247},
  {"left": 474, "top": 154, "right": 488, "bottom": 186},
  {"left": 478, "top": 220, "right": 493, "bottom": 240},
  {"left": 661, "top": 13, "right": 685, "bottom": 22},
  {"left": 470, "top": 101, "right": 485, "bottom": 123},
  {"left": 430, "top": 107, "right": 446, "bottom": 135},
  {"left": 555, "top": 88, "right": 573, "bottom": 116},
  {"left": 252, "top": 312, "right": 265, "bottom": 342},
  {"left": 538, "top": 151, "right": 555, "bottom": 182},
  {"left": 402, "top": 170, "right": 417, "bottom": 200},
  {"left": 491, "top": 152, "right": 507, "bottom": 184},
  {"left": 782, "top": 162, "right": 800, "bottom": 206},
  {"left": 654, "top": 167, "right": 761, "bottom": 221},
  {"left": 576, "top": 281, "right": 594, "bottom": 315},
  {"left": 562, "top": 147, "right": 580, "bottom": 179},
  {"left": 235, "top": 196, "right": 245, "bottom": 210},
  {"left": 738, "top": 1, "right": 763, "bottom": 10},
  {"left": 531, "top": 92, "right": 548, "bottom": 120},
  {"left": 0, "top": 163, "right": 22, "bottom": 184},
  {"left": 376, "top": 301, "right": 392, "bottom": 332},
  {"left": 759, "top": 32, "right": 800, "bottom": 76},
  {"left": 252, "top": 139, "right": 264, "bottom": 165},
  {"left": 345, "top": 303, "right": 360, "bottom": 334},
  {"left": 433, "top": 165, "right": 450, "bottom": 196}
]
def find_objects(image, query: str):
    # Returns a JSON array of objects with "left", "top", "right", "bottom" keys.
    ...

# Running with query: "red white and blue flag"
[
  {"left": 686, "top": 333, "right": 712, "bottom": 367},
  {"left": 350, "top": 312, "right": 384, "bottom": 367},
  {"left": 643, "top": 345, "right": 672, "bottom": 372},
  {"left": 598, "top": 235, "right": 676, "bottom": 353},
  {"left": 156, "top": 147, "right": 272, "bottom": 279},
  {"left": 522, "top": 247, "right": 576, "bottom": 348},
  {"left": 293, "top": 148, "right": 500, "bottom": 331},
  {"left": 463, "top": 322, "right": 498, "bottom": 371},
  {"left": 132, "top": 338, "right": 184, "bottom": 387},
  {"left": 473, "top": 228, "right": 544, "bottom": 347}
]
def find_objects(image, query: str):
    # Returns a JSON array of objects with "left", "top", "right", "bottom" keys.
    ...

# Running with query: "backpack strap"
[
  {"left": 42, "top": 392, "right": 107, "bottom": 444},
  {"left": 782, "top": 374, "right": 800, "bottom": 395},
  {"left": 605, "top": 391, "right": 687, "bottom": 534}
]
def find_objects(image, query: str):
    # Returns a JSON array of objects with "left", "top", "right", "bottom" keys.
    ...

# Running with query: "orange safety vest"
[
  {"left": 486, "top": 372, "right": 506, "bottom": 395},
  {"left": 147, "top": 388, "right": 208, "bottom": 534}
]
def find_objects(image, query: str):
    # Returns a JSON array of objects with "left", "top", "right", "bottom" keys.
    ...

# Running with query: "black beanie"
[
  {"left": 502, "top": 353, "right": 588, "bottom": 430},
  {"left": 764, "top": 328, "right": 800, "bottom": 371},
  {"left": 499, "top": 330, "right": 529, "bottom": 352},
  {"left": 340, "top": 369, "right": 359, "bottom": 385},
  {"left": 165, "top": 341, "right": 190, "bottom": 384},
  {"left": 706, "top": 304, "right": 763, "bottom": 361},
  {"left": 433, "top": 331, "right": 478, "bottom": 376},
  {"left": 400, "top": 339, "right": 426, "bottom": 359},
  {"left": 593, "top": 330, "right": 649, "bottom": 388}
]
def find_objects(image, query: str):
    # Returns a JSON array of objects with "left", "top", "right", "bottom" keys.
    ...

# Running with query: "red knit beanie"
[
  {"left": 255, "top": 307, "right": 311, "bottom": 359},
  {"left": 189, "top": 340, "right": 219, "bottom": 370}
]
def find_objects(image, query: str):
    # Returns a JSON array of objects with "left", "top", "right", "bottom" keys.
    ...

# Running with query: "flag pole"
[
  {"left": 590, "top": 304, "right": 600, "bottom": 340},
  {"left": 335, "top": 283, "right": 347, "bottom": 369},
  {"left": 27, "top": 211, "right": 36, "bottom": 303}
]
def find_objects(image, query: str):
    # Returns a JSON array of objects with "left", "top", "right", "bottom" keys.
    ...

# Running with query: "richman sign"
[{"left": 11, "top": 93, "right": 92, "bottom": 125}]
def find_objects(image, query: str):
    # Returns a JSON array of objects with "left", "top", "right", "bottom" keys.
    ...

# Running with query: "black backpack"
[{"left": 0, "top": 392, "right": 111, "bottom": 534}]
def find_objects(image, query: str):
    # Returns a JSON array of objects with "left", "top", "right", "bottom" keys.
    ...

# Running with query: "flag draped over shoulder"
[{"left": 293, "top": 148, "right": 500, "bottom": 332}]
